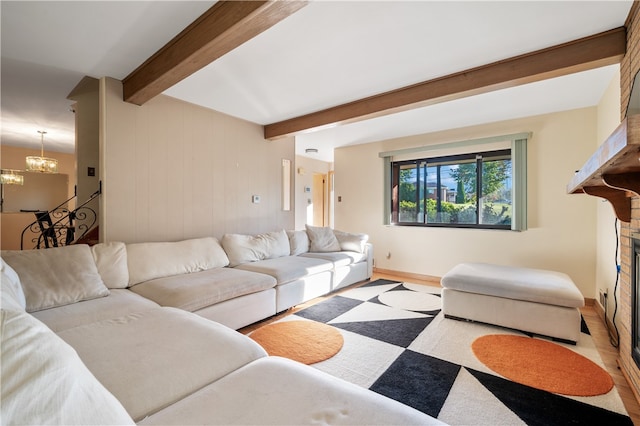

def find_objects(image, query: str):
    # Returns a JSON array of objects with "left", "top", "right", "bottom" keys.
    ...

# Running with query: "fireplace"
[{"left": 632, "top": 234, "right": 640, "bottom": 369}]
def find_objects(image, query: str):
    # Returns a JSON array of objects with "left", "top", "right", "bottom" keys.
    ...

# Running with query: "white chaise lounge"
[{"left": 441, "top": 263, "right": 585, "bottom": 344}]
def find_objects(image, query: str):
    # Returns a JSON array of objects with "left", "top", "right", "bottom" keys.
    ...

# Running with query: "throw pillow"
[
  {"left": 334, "top": 230, "right": 369, "bottom": 253},
  {"left": 306, "top": 225, "right": 341, "bottom": 252},
  {"left": 1, "top": 245, "right": 110, "bottom": 313},
  {"left": 286, "top": 230, "right": 310, "bottom": 255}
]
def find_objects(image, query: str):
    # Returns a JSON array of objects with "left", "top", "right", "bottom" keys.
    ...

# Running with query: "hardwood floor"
[
  {"left": 582, "top": 307, "right": 640, "bottom": 425},
  {"left": 240, "top": 272, "right": 640, "bottom": 425}
]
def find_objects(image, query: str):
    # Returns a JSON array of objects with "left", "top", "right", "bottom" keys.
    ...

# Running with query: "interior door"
[{"left": 312, "top": 173, "right": 326, "bottom": 226}]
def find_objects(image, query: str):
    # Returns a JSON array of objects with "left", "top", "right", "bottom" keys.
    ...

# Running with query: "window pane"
[
  {"left": 427, "top": 161, "right": 477, "bottom": 224},
  {"left": 399, "top": 163, "right": 418, "bottom": 222},
  {"left": 389, "top": 147, "right": 516, "bottom": 230},
  {"left": 480, "top": 158, "right": 512, "bottom": 226}
]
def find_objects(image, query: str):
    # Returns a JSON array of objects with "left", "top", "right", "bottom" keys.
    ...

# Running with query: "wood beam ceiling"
[
  {"left": 264, "top": 27, "right": 626, "bottom": 140},
  {"left": 123, "top": 0, "right": 307, "bottom": 106}
]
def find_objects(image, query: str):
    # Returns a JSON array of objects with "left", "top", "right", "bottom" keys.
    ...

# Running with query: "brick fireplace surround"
[{"left": 616, "top": 0, "right": 640, "bottom": 404}]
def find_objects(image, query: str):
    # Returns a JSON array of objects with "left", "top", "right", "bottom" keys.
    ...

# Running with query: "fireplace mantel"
[{"left": 567, "top": 114, "right": 640, "bottom": 222}]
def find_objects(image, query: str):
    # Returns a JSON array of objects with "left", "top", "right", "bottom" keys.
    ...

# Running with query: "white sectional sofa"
[{"left": 1, "top": 228, "right": 443, "bottom": 425}]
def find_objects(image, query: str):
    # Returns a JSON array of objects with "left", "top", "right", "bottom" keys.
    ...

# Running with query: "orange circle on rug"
[
  {"left": 250, "top": 321, "right": 344, "bottom": 365},
  {"left": 472, "top": 335, "right": 613, "bottom": 396}
]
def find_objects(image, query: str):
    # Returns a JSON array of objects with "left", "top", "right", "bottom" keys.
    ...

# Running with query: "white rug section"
[
  {"left": 310, "top": 325, "right": 405, "bottom": 388},
  {"left": 339, "top": 283, "right": 402, "bottom": 301},
  {"left": 329, "top": 300, "right": 429, "bottom": 324},
  {"left": 438, "top": 368, "right": 526, "bottom": 426},
  {"left": 409, "top": 313, "right": 507, "bottom": 375},
  {"left": 403, "top": 282, "right": 442, "bottom": 294},
  {"left": 378, "top": 290, "right": 442, "bottom": 311}
]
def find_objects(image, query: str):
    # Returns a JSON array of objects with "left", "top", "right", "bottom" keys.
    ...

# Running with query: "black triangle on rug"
[{"left": 287, "top": 279, "right": 633, "bottom": 425}]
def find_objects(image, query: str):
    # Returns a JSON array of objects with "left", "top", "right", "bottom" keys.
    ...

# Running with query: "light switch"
[{"left": 252, "top": 195, "right": 261, "bottom": 204}]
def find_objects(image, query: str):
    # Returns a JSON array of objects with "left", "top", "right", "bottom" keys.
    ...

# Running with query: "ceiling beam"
[
  {"left": 123, "top": 0, "right": 307, "bottom": 106},
  {"left": 264, "top": 27, "right": 626, "bottom": 140}
]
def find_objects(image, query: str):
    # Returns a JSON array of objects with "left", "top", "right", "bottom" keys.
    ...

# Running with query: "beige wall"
[
  {"left": 294, "top": 155, "right": 333, "bottom": 229},
  {"left": 595, "top": 70, "right": 622, "bottom": 323},
  {"left": 99, "top": 77, "right": 295, "bottom": 243},
  {"left": 334, "top": 107, "right": 599, "bottom": 297},
  {"left": 0, "top": 145, "right": 76, "bottom": 250}
]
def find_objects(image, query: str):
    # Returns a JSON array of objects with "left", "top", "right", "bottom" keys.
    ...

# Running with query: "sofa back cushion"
[
  {"left": 2, "top": 245, "right": 110, "bottom": 313},
  {"left": 286, "top": 230, "right": 310, "bottom": 256},
  {"left": 222, "top": 230, "right": 290, "bottom": 267},
  {"left": 1, "top": 307, "right": 134, "bottom": 425},
  {"left": 334, "top": 230, "right": 369, "bottom": 253},
  {"left": 91, "top": 242, "right": 129, "bottom": 289},
  {"left": 127, "top": 237, "right": 229, "bottom": 286}
]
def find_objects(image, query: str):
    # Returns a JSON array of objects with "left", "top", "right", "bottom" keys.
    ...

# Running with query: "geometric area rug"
[{"left": 260, "top": 279, "right": 633, "bottom": 425}]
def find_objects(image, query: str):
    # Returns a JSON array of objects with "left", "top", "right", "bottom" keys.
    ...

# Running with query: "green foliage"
[
  {"left": 449, "top": 159, "right": 511, "bottom": 200},
  {"left": 482, "top": 203, "right": 511, "bottom": 225}
]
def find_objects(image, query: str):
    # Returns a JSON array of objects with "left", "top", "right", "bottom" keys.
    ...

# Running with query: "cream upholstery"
[
  {"left": 0, "top": 236, "right": 442, "bottom": 425},
  {"left": 286, "top": 229, "right": 309, "bottom": 255},
  {"left": 2, "top": 245, "right": 110, "bottom": 312},
  {"left": 441, "top": 262, "right": 585, "bottom": 343},
  {"left": 127, "top": 237, "right": 229, "bottom": 285},
  {"left": 57, "top": 307, "right": 268, "bottom": 422},
  {"left": 1, "top": 286, "right": 134, "bottom": 425},
  {"left": 91, "top": 241, "right": 129, "bottom": 288},
  {"left": 129, "top": 267, "right": 276, "bottom": 312},
  {"left": 235, "top": 255, "right": 334, "bottom": 285},
  {"left": 222, "top": 230, "right": 290, "bottom": 267},
  {"left": 306, "top": 224, "right": 341, "bottom": 252},
  {"left": 140, "top": 357, "right": 443, "bottom": 426},
  {"left": 32, "top": 289, "right": 158, "bottom": 332}
]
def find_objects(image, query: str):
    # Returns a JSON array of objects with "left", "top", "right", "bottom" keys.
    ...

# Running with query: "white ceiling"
[{"left": 1, "top": 1, "right": 633, "bottom": 162}]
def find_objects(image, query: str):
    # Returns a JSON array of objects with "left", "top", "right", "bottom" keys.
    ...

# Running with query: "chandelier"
[
  {"left": 0, "top": 169, "right": 24, "bottom": 185},
  {"left": 26, "top": 130, "right": 58, "bottom": 173}
]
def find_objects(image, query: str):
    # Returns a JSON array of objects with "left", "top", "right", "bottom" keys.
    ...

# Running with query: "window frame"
[{"left": 390, "top": 148, "right": 514, "bottom": 230}]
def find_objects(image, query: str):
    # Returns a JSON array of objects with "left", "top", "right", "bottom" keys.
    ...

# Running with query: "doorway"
[{"left": 312, "top": 173, "right": 327, "bottom": 226}]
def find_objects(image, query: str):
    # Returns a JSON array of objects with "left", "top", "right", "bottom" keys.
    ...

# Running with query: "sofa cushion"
[
  {"left": 139, "top": 357, "right": 442, "bottom": 426},
  {"left": 300, "top": 251, "right": 367, "bottom": 268},
  {"left": 222, "top": 230, "right": 290, "bottom": 267},
  {"left": 306, "top": 225, "right": 341, "bottom": 252},
  {"left": 57, "top": 307, "right": 267, "bottom": 422},
  {"left": 334, "top": 230, "right": 369, "bottom": 253},
  {"left": 129, "top": 267, "right": 276, "bottom": 312},
  {"left": 1, "top": 258, "right": 26, "bottom": 310},
  {"left": 91, "top": 241, "right": 129, "bottom": 288},
  {"left": 32, "top": 289, "right": 159, "bottom": 332},
  {"left": 235, "top": 256, "right": 333, "bottom": 285},
  {"left": 2, "top": 245, "right": 110, "bottom": 313},
  {"left": 1, "top": 307, "right": 134, "bottom": 425},
  {"left": 127, "top": 237, "right": 229, "bottom": 286},
  {"left": 287, "top": 229, "right": 310, "bottom": 255}
]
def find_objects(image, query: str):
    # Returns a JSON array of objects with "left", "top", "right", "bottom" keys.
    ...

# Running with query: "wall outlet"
[{"left": 599, "top": 289, "right": 608, "bottom": 307}]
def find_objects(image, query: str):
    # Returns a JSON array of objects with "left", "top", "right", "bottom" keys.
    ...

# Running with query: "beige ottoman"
[{"left": 441, "top": 263, "right": 585, "bottom": 344}]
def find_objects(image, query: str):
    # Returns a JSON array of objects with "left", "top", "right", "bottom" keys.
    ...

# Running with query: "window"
[
  {"left": 391, "top": 149, "right": 511, "bottom": 229},
  {"left": 382, "top": 133, "right": 528, "bottom": 231}
]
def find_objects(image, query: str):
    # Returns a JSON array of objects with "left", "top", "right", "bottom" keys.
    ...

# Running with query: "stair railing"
[{"left": 20, "top": 186, "right": 101, "bottom": 250}]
